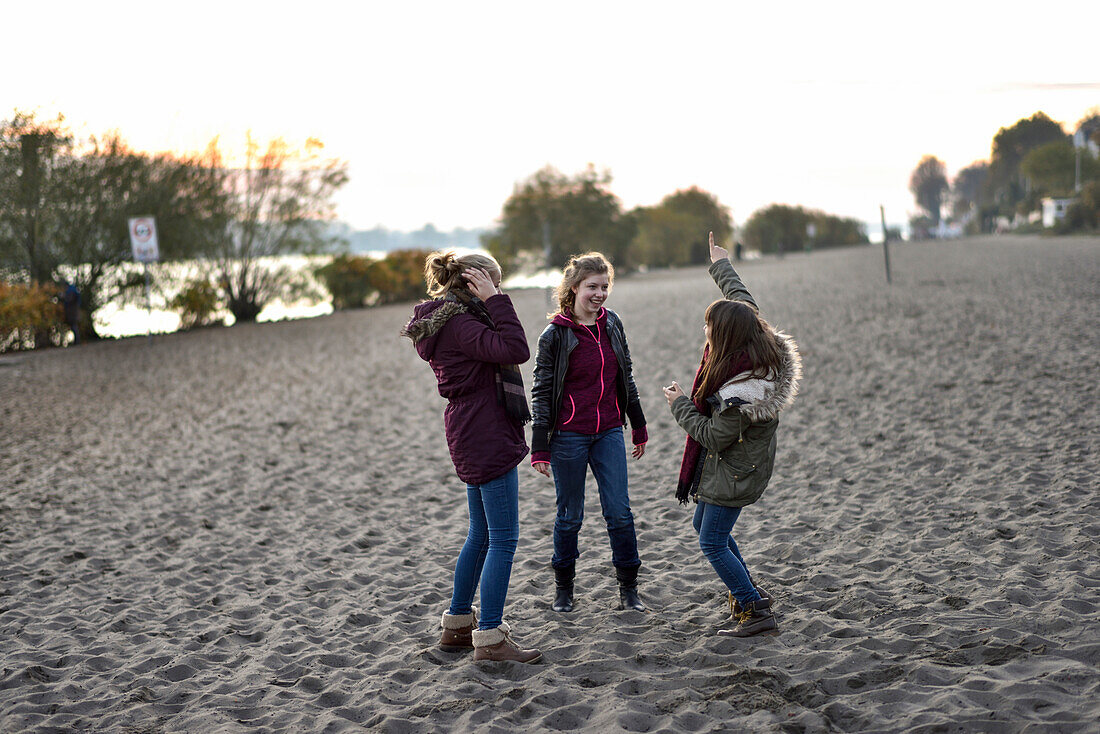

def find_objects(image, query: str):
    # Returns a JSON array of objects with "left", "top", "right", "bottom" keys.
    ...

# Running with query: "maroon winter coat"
[{"left": 408, "top": 294, "right": 530, "bottom": 485}]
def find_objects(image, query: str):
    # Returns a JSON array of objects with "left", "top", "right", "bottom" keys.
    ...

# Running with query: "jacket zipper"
[{"left": 594, "top": 320, "right": 605, "bottom": 433}]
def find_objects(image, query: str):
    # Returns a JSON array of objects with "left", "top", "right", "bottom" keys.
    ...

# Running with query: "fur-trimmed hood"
[
  {"left": 402, "top": 298, "right": 467, "bottom": 361},
  {"left": 709, "top": 331, "right": 802, "bottom": 423}
]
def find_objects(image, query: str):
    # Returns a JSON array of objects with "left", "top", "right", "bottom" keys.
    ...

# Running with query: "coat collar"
[{"left": 710, "top": 331, "right": 802, "bottom": 422}]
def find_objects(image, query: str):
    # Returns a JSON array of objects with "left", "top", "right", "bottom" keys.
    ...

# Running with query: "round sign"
[{"left": 132, "top": 220, "right": 153, "bottom": 243}]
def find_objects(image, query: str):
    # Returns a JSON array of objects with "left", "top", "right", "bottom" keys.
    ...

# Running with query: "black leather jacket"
[{"left": 530, "top": 309, "right": 646, "bottom": 455}]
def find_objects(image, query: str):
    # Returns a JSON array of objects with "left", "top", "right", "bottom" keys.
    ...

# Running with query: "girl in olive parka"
[{"left": 663, "top": 233, "right": 801, "bottom": 638}]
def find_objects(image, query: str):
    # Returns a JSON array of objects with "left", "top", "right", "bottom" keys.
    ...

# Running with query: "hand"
[
  {"left": 465, "top": 267, "right": 500, "bottom": 301},
  {"left": 663, "top": 381, "right": 687, "bottom": 406},
  {"left": 632, "top": 443, "right": 646, "bottom": 459},
  {"left": 708, "top": 231, "right": 728, "bottom": 263},
  {"left": 533, "top": 462, "right": 551, "bottom": 477}
]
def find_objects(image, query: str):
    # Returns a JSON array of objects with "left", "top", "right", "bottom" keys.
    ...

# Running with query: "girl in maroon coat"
[{"left": 402, "top": 251, "right": 542, "bottom": 663}]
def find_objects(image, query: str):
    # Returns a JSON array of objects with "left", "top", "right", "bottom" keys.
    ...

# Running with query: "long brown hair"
[
  {"left": 424, "top": 250, "right": 502, "bottom": 298},
  {"left": 693, "top": 299, "right": 784, "bottom": 401},
  {"left": 553, "top": 252, "right": 614, "bottom": 315}
]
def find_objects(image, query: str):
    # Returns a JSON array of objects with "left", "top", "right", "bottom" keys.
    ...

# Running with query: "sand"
[{"left": 1, "top": 234, "right": 1098, "bottom": 733}]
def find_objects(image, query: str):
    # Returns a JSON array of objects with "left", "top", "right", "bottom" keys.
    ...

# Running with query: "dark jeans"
[
  {"left": 550, "top": 427, "right": 640, "bottom": 570},
  {"left": 693, "top": 501, "right": 762, "bottom": 606},
  {"left": 448, "top": 467, "right": 519, "bottom": 630}
]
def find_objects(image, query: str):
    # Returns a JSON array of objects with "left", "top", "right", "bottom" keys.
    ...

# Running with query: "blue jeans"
[
  {"left": 550, "top": 427, "right": 640, "bottom": 570},
  {"left": 693, "top": 501, "right": 762, "bottom": 606},
  {"left": 448, "top": 467, "right": 519, "bottom": 630}
]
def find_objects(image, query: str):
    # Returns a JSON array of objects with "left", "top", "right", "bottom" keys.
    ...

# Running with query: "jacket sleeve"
[
  {"left": 709, "top": 259, "right": 758, "bottom": 310},
  {"left": 669, "top": 395, "right": 743, "bottom": 452},
  {"left": 616, "top": 316, "right": 647, "bottom": 437},
  {"left": 454, "top": 294, "right": 530, "bottom": 364},
  {"left": 529, "top": 325, "right": 557, "bottom": 456}
]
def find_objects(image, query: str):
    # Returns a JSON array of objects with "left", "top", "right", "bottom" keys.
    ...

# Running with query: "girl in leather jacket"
[{"left": 530, "top": 252, "right": 649, "bottom": 614}]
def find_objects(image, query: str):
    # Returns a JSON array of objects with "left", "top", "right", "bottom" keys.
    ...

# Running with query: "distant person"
[
  {"left": 663, "top": 233, "right": 801, "bottom": 637},
  {"left": 402, "top": 251, "right": 542, "bottom": 664},
  {"left": 531, "top": 252, "right": 648, "bottom": 614},
  {"left": 61, "top": 281, "right": 81, "bottom": 345},
  {"left": 734, "top": 242, "right": 744, "bottom": 262}
]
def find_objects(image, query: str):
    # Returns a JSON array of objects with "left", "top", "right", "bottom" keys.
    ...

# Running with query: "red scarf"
[{"left": 676, "top": 347, "right": 752, "bottom": 503}]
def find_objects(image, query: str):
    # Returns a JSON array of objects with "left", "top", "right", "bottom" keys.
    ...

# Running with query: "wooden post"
[
  {"left": 880, "top": 205, "right": 892, "bottom": 284},
  {"left": 144, "top": 262, "right": 153, "bottom": 344}
]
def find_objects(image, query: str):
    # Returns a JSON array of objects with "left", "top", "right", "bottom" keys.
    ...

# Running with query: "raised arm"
[
  {"left": 454, "top": 294, "right": 530, "bottom": 364},
  {"left": 708, "top": 232, "right": 758, "bottom": 309}
]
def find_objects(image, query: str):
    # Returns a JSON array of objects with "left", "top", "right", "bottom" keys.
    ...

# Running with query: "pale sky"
[{"left": 7, "top": 1, "right": 1099, "bottom": 232}]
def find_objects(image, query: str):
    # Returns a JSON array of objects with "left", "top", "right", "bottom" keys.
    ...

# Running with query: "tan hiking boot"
[
  {"left": 439, "top": 611, "right": 475, "bottom": 652},
  {"left": 472, "top": 622, "right": 543, "bottom": 663},
  {"left": 728, "top": 586, "right": 773, "bottom": 618},
  {"left": 718, "top": 597, "right": 779, "bottom": 638}
]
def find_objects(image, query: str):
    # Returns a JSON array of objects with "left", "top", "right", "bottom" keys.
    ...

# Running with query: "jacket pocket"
[
  {"left": 717, "top": 453, "right": 756, "bottom": 482},
  {"left": 562, "top": 395, "right": 576, "bottom": 425},
  {"left": 704, "top": 451, "right": 765, "bottom": 506}
]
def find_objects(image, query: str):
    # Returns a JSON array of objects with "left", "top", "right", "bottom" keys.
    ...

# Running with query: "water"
[{"left": 89, "top": 255, "right": 336, "bottom": 338}]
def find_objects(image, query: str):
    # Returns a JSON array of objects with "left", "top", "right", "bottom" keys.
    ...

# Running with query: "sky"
[{"left": 6, "top": 1, "right": 1099, "bottom": 233}]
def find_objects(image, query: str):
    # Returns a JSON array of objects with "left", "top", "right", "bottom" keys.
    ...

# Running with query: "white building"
[{"left": 1041, "top": 197, "right": 1074, "bottom": 228}]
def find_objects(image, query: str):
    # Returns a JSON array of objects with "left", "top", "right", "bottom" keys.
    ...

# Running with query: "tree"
[
  {"left": 1021, "top": 140, "right": 1088, "bottom": 197},
  {"left": 206, "top": 135, "right": 349, "bottom": 322},
  {"left": 49, "top": 135, "right": 229, "bottom": 338},
  {"left": 984, "top": 112, "right": 1067, "bottom": 215},
  {"left": 909, "top": 155, "right": 948, "bottom": 225},
  {"left": 656, "top": 187, "right": 733, "bottom": 264},
  {"left": 630, "top": 206, "right": 698, "bottom": 268},
  {"left": 951, "top": 161, "right": 989, "bottom": 218},
  {"left": 741, "top": 204, "right": 866, "bottom": 253},
  {"left": 1076, "top": 110, "right": 1100, "bottom": 147},
  {"left": 0, "top": 111, "right": 73, "bottom": 284},
  {"left": 628, "top": 187, "right": 732, "bottom": 268},
  {"left": 1, "top": 112, "right": 231, "bottom": 339},
  {"left": 483, "top": 165, "right": 631, "bottom": 271}
]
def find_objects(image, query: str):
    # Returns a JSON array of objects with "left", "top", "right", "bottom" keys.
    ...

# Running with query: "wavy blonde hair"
[
  {"left": 553, "top": 252, "right": 614, "bottom": 314},
  {"left": 424, "top": 251, "right": 503, "bottom": 298}
]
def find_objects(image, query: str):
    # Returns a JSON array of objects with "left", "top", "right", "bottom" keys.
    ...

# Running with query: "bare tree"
[{"left": 209, "top": 135, "right": 349, "bottom": 322}]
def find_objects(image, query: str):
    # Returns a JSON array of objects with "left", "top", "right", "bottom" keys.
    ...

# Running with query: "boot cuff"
[
  {"left": 472, "top": 622, "right": 510, "bottom": 647},
  {"left": 440, "top": 611, "right": 476, "bottom": 630}
]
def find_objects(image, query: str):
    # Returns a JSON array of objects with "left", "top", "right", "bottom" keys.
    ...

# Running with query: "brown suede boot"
[
  {"left": 718, "top": 597, "right": 779, "bottom": 638},
  {"left": 472, "top": 623, "right": 542, "bottom": 663},
  {"left": 439, "top": 611, "right": 475, "bottom": 652}
]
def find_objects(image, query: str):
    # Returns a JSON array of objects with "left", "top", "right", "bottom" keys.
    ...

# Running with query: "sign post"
[
  {"left": 128, "top": 217, "right": 160, "bottom": 342},
  {"left": 880, "top": 205, "right": 892, "bottom": 284}
]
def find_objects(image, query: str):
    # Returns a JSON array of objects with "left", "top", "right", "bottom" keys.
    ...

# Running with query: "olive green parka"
[{"left": 670, "top": 259, "right": 802, "bottom": 507}]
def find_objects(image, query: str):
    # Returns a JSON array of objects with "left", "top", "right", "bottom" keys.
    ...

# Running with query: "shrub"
[
  {"left": 368, "top": 249, "right": 432, "bottom": 304},
  {"left": 0, "top": 281, "right": 66, "bottom": 352},
  {"left": 314, "top": 254, "right": 377, "bottom": 310},
  {"left": 1060, "top": 182, "right": 1100, "bottom": 232},
  {"left": 169, "top": 278, "right": 222, "bottom": 330}
]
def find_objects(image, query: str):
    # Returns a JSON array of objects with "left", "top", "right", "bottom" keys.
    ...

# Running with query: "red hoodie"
[{"left": 552, "top": 308, "right": 623, "bottom": 436}]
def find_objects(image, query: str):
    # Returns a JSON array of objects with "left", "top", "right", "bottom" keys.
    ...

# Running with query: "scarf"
[
  {"left": 675, "top": 346, "right": 752, "bottom": 504},
  {"left": 407, "top": 290, "right": 531, "bottom": 426}
]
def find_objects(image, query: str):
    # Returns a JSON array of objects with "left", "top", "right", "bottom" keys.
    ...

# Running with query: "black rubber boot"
[
  {"left": 616, "top": 565, "right": 645, "bottom": 611},
  {"left": 552, "top": 563, "right": 575, "bottom": 613}
]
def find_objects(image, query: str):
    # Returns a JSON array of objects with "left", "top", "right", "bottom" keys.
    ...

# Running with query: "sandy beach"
[{"left": 2, "top": 234, "right": 1098, "bottom": 732}]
